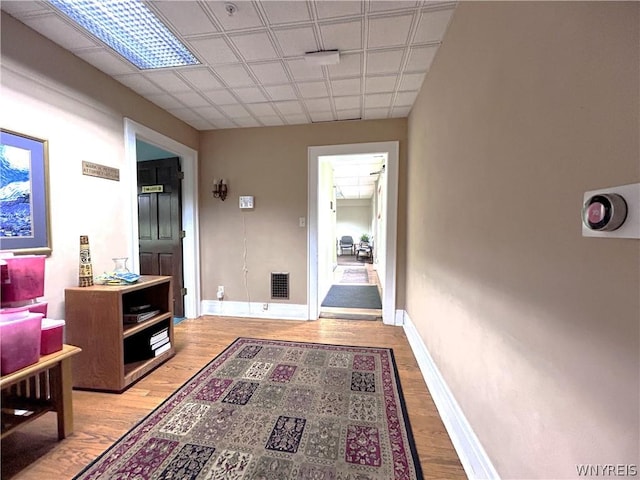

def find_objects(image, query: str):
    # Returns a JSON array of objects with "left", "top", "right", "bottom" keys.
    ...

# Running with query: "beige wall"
[
  {"left": 406, "top": 2, "right": 639, "bottom": 478},
  {"left": 199, "top": 119, "right": 407, "bottom": 305},
  {"left": 337, "top": 199, "right": 372, "bottom": 242},
  {"left": 1, "top": 15, "right": 198, "bottom": 318}
]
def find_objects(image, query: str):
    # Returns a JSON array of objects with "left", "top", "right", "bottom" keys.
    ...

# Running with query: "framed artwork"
[{"left": 0, "top": 129, "right": 51, "bottom": 255}]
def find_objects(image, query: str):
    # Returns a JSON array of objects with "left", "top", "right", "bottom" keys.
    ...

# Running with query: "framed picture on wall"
[{"left": 0, "top": 129, "right": 51, "bottom": 255}]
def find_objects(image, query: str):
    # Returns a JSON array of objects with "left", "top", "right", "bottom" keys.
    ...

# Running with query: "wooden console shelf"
[
  {"left": 65, "top": 276, "right": 174, "bottom": 392},
  {"left": 1, "top": 345, "right": 81, "bottom": 440}
]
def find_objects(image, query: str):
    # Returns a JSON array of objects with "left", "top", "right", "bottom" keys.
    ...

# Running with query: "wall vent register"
[{"left": 271, "top": 273, "right": 289, "bottom": 299}]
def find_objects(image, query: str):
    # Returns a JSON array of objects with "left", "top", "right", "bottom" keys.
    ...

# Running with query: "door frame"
[
  {"left": 124, "top": 118, "right": 200, "bottom": 319},
  {"left": 308, "top": 141, "right": 399, "bottom": 325}
]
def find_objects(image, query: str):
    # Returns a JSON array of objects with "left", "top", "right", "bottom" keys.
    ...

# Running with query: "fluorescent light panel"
[{"left": 48, "top": 0, "right": 199, "bottom": 70}]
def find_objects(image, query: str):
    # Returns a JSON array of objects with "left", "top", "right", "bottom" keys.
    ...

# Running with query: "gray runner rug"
[{"left": 321, "top": 285, "right": 382, "bottom": 309}]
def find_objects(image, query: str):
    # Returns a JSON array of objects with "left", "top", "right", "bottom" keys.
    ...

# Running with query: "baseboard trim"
[
  {"left": 403, "top": 312, "right": 500, "bottom": 480},
  {"left": 201, "top": 300, "right": 308, "bottom": 321}
]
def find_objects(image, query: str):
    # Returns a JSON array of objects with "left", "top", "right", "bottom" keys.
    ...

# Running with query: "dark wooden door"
[{"left": 137, "top": 158, "right": 184, "bottom": 317}]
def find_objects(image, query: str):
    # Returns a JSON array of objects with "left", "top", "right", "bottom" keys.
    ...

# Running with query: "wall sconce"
[{"left": 212, "top": 178, "right": 228, "bottom": 201}]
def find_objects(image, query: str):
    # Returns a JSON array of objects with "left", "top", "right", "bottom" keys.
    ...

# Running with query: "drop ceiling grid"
[{"left": 0, "top": 0, "right": 457, "bottom": 130}]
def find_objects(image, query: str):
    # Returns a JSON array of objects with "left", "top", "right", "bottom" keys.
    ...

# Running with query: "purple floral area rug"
[{"left": 74, "top": 338, "right": 423, "bottom": 480}]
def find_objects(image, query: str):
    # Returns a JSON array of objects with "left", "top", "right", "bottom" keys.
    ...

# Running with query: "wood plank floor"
[{"left": 1, "top": 316, "right": 467, "bottom": 479}]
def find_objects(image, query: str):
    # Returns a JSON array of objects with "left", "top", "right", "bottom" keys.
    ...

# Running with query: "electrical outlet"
[
  {"left": 262, "top": 303, "right": 269, "bottom": 311},
  {"left": 217, "top": 286, "right": 224, "bottom": 300}
]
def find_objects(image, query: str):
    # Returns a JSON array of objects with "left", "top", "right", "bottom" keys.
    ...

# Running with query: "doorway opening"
[
  {"left": 124, "top": 118, "right": 200, "bottom": 320},
  {"left": 308, "top": 141, "right": 399, "bottom": 325},
  {"left": 319, "top": 154, "right": 386, "bottom": 321}
]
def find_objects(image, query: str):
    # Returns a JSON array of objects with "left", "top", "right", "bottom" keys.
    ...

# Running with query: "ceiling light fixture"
[
  {"left": 304, "top": 50, "right": 340, "bottom": 66},
  {"left": 47, "top": 0, "right": 200, "bottom": 70}
]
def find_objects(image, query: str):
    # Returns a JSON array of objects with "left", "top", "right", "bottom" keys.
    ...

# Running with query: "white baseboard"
[
  {"left": 403, "top": 312, "right": 500, "bottom": 480},
  {"left": 201, "top": 300, "right": 309, "bottom": 321}
]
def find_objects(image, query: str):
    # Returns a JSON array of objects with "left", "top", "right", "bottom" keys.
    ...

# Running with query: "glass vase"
[{"left": 112, "top": 257, "right": 130, "bottom": 274}]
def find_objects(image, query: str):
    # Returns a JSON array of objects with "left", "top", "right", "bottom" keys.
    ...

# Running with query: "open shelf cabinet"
[{"left": 65, "top": 276, "right": 174, "bottom": 392}]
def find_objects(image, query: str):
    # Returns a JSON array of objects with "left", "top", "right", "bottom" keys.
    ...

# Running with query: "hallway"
[{"left": 320, "top": 255, "right": 383, "bottom": 321}]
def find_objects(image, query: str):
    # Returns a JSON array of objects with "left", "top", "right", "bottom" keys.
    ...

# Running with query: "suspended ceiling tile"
[
  {"left": 365, "top": 93, "right": 393, "bottom": 109},
  {"left": 337, "top": 186, "right": 362, "bottom": 198},
  {"left": 146, "top": 94, "right": 187, "bottom": 111},
  {"left": 233, "top": 116, "right": 261, "bottom": 127},
  {"left": 193, "top": 106, "right": 228, "bottom": 120},
  {"left": 150, "top": 1, "right": 218, "bottom": 36},
  {"left": 233, "top": 87, "right": 268, "bottom": 103},
  {"left": 327, "top": 53, "right": 362, "bottom": 79},
  {"left": 229, "top": 31, "right": 279, "bottom": 61},
  {"left": 261, "top": 1, "right": 312, "bottom": 25},
  {"left": 285, "top": 114, "right": 309, "bottom": 125},
  {"left": 331, "top": 78, "right": 361, "bottom": 96},
  {"left": 334, "top": 96, "right": 361, "bottom": 110},
  {"left": 310, "top": 111, "right": 334, "bottom": 122},
  {"left": 305, "top": 97, "right": 332, "bottom": 112},
  {"left": 273, "top": 100, "right": 305, "bottom": 115},
  {"left": 414, "top": 7, "right": 455, "bottom": 44},
  {"left": 399, "top": 72, "right": 425, "bottom": 91},
  {"left": 298, "top": 81, "right": 329, "bottom": 98},
  {"left": 218, "top": 104, "right": 250, "bottom": 118},
  {"left": 286, "top": 58, "right": 324, "bottom": 82},
  {"left": 369, "top": 1, "right": 419, "bottom": 13},
  {"left": 395, "top": 90, "right": 418, "bottom": 107},
  {"left": 315, "top": 1, "right": 363, "bottom": 20},
  {"left": 188, "top": 37, "right": 240, "bottom": 65},
  {"left": 249, "top": 62, "right": 290, "bottom": 85},
  {"left": 212, "top": 118, "right": 239, "bottom": 129},
  {"left": 167, "top": 107, "right": 204, "bottom": 122},
  {"left": 178, "top": 68, "right": 224, "bottom": 91},
  {"left": 336, "top": 109, "right": 362, "bottom": 120},
  {"left": 246, "top": 103, "right": 278, "bottom": 116},
  {"left": 75, "top": 49, "right": 137, "bottom": 75},
  {"left": 201, "top": 89, "right": 238, "bottom": 105},
  {"left": 116, "top": 74, "right": 164, "bottom": 95},
  {"left": 367, "top": 14, "right": 413, "bottom": 48},
  {"left": 22, "top": 14, "right": 98, "bottom": 50},
  {"left": 260, "top": 116, "right": 285, "bottom": 126},
  {"left": 214, "top": 64, "right": 256, "bottom": 87},
  {"left": 206, "top": 1, "right": 264, "bottom": 31},
  {"left": 319, "top": 19, "right": 363, "bottom": 51},
  {"left": 391, "top": 106, "right": 412, "bottom": 117},
  {"left": 171, "top": 91, "right": 211, "bottom": 108},
  {"left": 1, "top": 1, "right": 50, "bottom": 16},
  {"left": 187, "top": 119, "right": 216, "bottom": 130},
  {"left": 143, "top": 71, "right": 191, "bottom": 92},
  {"left": 366, "top": 49, "right": 404, "bottom": 75},
  {"left": 405, "top": 45, "right": 438, "bottom": 71},
  {"left": 264, "top": 84, "right": 298, "bottom": 101},
  {"left": 364, "top": 107, "right": 390, "bottom": 119},
  {"left": 273, "top": 26, "right": 318, "bottom": 57},
  {"left": 365, "top": 75, "right": 397, "bottom": 93}
]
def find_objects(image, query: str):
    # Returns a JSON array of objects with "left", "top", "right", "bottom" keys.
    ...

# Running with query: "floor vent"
[{"left": 271, "top": 272, "right": 289, "bottom": 299}]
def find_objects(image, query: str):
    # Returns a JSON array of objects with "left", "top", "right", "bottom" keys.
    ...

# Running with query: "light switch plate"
[{"left": 239, "top": 196, "right": 254, "bottom": 209}]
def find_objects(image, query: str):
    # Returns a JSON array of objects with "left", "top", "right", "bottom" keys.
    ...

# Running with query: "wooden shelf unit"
[
  {"left": 65, "top": 276, "right": 174, "bottom": 392},
  {"left": 1, "top": 345, "right": 81, "bottom": 440}
]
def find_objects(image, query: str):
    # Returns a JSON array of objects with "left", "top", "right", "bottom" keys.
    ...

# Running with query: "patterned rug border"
[{"left": 73, "top": 337, "right": 424, "bottom": 480}]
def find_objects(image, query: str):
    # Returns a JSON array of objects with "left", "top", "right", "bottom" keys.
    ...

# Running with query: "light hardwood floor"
[{"left": 1, "top": 316, "right": 467, "bottom": 479}]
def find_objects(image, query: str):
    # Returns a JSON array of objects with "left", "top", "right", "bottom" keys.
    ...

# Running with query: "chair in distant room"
[
  {"left": 339, "top": 236, "right": 355, "bottom": 255},
  {"left": 356, "top": 240, "right": 373, "bottom": 262}
]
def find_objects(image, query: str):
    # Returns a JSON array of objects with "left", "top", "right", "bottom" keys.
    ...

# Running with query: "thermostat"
[
  {"left": 582, "top": 183, "right": 640, "bottom": 239},
  {"left": 582, "top": 193, "right": 627, "bottom": 231},
  {"left": 239, "top": 196, "right": 254, "bottom": 209}
]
